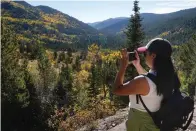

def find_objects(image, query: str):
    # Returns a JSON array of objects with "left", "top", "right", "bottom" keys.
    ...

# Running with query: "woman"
[{"left": 113, "top": 38, "right": 181, "bottom": 131}]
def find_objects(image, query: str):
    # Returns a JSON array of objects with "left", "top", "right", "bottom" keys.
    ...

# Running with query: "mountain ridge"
[
  {"left": 88, "top": 17, "right": 128, "bottom": 29},
  {"left": 1, "top": 1, "right": 102, "bottom": 50},
  {"left": 89, "top": 7, "right": 196, "bottom": 35}
]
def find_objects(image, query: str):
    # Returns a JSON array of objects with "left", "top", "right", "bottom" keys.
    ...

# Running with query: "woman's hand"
[
  {"left": 120, "top": 48, "right": 129, "bottom": 69},
  {"left": 132, "top": 50, "right": 140, "bottom": 67}
]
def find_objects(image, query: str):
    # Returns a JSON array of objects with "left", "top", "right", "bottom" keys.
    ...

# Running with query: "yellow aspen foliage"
[
  {"left": 87, "top": 44, "right": 100, "bottom": 63},
  {"left": 101, "top": 51, "right": 121, "bottom": 64},
  {"left": 81, "top": 61, "right": 91, "bottom": 71},
  {"left": 88, "top": 43, "right": 99, "bottom": 53},
  {"left": 77, "top": 70, "right": 89, "bottom": 82},
  {"left": 46, "top": 50, "right": 54, "bottom": 61}
]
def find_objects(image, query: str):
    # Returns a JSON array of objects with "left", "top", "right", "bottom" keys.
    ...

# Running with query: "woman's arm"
[
  {"left": 113, "top": 48, "right": 128, "bottom": 90},
  {"left": 113, "top": 77, "right": 150, "bottom": 96},
  {"left": 113, "top": 49, "right": 149, "bottom": 96},
  {"left": 113, "top": 66, "right": 126, "bottom": 91},
  {"left": 134, "top": 64, "right": 147, "bottom": 75}
]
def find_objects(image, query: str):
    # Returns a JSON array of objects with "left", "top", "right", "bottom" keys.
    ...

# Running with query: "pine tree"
[
  {"left": 96, "top": 62, "right": 104, "bottom": 97},
  {"left": 54, "top": 51, "right": 58, "bottom": 60},
  {"left": 125, "top": 0, "right": 145, "bottom": 78},
  {"left": 55, "top": 65, "right": 73, "bottom": 108},
  {"left": 125, "top": 0, "right": 144, "bottom": 49},
  {"left": 58, "top": 52, "right": 66, "bottom": 63},
  {"left": 65, "top": 48, "right": 73, "bottom": 65},
  {"left": 88, "top": 64, "right": 99, "bottom": 99},
  {"left": 74, "top": 55, "right": 81, "bottom": 71}
]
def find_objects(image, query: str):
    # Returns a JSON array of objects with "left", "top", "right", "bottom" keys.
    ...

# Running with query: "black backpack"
[{"left": 136, "top": 73, "right": 195, "bottom": 131}]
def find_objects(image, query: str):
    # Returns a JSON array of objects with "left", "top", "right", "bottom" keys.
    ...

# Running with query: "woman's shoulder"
[
  {"left": 133, "top": 74, "right": 157, "bottom": 96},
  {"left": 134, "top": 73, "right": 156, "bottom": 86}
]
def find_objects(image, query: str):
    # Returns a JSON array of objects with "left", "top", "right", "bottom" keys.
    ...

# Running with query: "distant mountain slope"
[
  {"left": 88, "top": 17, "right": 127, "bottom": 30},
  {"left": 1, "top": 1, "right": 102, "bottom": 50},
  {"left": 36, "top": 5, "right": 59, "bottom": 14},
  {"left": 99, "top": 8, "right": 196, "bottom": 44},
  {"left": 101, "top": 8, "right": 196, "bottom": 34}
]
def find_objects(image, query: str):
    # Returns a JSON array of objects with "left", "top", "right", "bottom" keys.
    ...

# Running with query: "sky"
[{"left": 26, "top": 0, "right": 196, "bottom": 23}]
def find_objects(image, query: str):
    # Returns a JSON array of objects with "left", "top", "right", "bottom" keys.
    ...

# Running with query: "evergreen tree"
[
  {"left": 125, "top": 0, "right": 144, "bottom": 49},
  {"left": 54, "top": 51, "right": 58, "bottom": 60},
  {"left": 55, "top": 65, "right": 73, "bottom": 108},
  {"left": 74, "top": 55, "right": 81, "bottom": 71},
  {"left": 125, "top": 0, "right": 145, "bottom": 79},
  {"left": 96, "top": 62, "right": 104, "bottom": 97},
  {"left": 65, "top": 48, "right": 73, "bottom": 65},
  {"left": 88, "top": 64, "right": 99, "bottom": 99},
  {"left": 58, "top": 52, "right": 66, "bottom": 63}
]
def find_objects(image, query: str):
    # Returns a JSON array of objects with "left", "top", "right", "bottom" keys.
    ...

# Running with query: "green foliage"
[
  {"left": 73, "top": 55, "right": 81, "bottom": 71},
  {"left": 58, "top": 52, "right": 66, "bottom": 63},
  {"left": 175, "top": 34, "right": 196, "bottom": 97},
  {"left": 55, "top": 65, "right": 74, "bottom": 108},
  {"left": 24, "top": 69, "right": 55, "bottom": 131},
  {"left": 33, "top": 42, "right": 58, "bottom": 130},
  {"left": 1, "top": 21, "right": 29, "bottom": 131},
  {"left": 66, "top": 48, "right": 73, "bottom": 64},
  {"left": 54, "top": 51, "right": 58, "bottom": 60},
  {"left": 1, "top": 22, "right": 122, "bottom": 131},
  {"left": 1, "top": 20, "right": 56, "bottom": 131},
  {"left": 88, "top": 64, "right": 100, "bottom": 99},
  {"left": 1, "top": 22, "right": 28, "bottom": 104},
  {"left": 72, "top": 69, "right": 90, "bottom": 110}
]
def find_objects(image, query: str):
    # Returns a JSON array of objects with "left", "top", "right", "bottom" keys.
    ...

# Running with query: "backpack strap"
[
  {"left": 136, "top": 73, "right": 157, "bottom": 117},
  {"left": 138, "top": 95, "right": 154, "bottom": 117},
  {"left": 136, "top": 95, "right": 139, "bottom": 104},
  {"left": 136, "top": 73, "right": 157, "bottom": 104},
  {"left": 146, "top": 73, "right": 157, "bottom": 84}
]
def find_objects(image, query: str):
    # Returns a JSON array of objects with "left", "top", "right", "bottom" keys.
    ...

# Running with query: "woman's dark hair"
[{"left": 153, "top": 54, "right": 181, "bottom": 99}]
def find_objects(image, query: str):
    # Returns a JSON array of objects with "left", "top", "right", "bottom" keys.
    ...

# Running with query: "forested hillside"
[{"left": 1, "top": 1, "right": 106, "bottom": 50}]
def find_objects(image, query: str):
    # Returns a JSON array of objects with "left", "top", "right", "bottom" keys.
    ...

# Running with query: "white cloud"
[
  {"left": 153, "top": 7, "right": 181, "bottom": 14},
  {"left": 150, "top": 0, "right": 196, "bottom": 14},
  {"left": 155, "top": 1, "right": 196, "bottom": 7}
]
